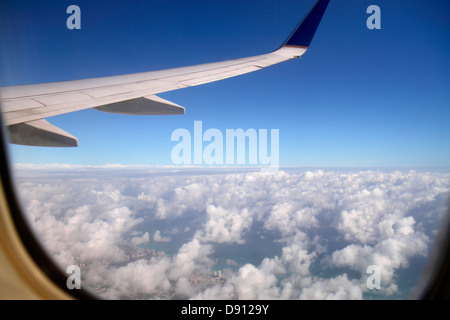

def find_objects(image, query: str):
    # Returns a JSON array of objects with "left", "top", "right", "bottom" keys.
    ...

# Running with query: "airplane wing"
[{"left": 0, "top": 0, "right": 330, "bottom": 147}]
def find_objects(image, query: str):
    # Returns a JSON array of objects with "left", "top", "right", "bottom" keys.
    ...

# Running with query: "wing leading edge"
[{"left": 0, "top": 0, "right": 330, "bottom": 147}]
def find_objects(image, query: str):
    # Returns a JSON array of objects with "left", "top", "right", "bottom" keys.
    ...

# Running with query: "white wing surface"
[{"left": 0, "top": 0, "right": 330, "bottom": 147}]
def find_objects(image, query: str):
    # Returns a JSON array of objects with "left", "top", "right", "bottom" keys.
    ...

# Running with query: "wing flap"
[
  {"left": 180, "top": 65, "right": 262, "bottom": 87},
  {"left": 1, "top": 98, "right": 45, "bottom": 112},
  {"left": 3, "top": 81, "right": 184, "bottom": 125},
  {"left": 33, "top": 92, "right": 93, "bottom": 106},
  {"left": 7, "top": 119, "right": 78, "bottom": 147},
  {"left": 95, "top": 95, "right": 184, "bottom": 115}
]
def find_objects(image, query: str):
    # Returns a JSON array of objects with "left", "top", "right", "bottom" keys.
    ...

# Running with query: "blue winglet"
[{"left": 282, "top": 0, "right": 330, "bottom": 48}]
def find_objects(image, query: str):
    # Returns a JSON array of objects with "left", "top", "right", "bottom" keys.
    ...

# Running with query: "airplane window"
[{"left": 1, "top": 0, "right": 449, "bottom": 301}]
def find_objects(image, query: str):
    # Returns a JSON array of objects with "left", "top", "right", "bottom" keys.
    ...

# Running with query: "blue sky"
[{"left": 0, "top": 0, "right": 449, "bottom": 167}]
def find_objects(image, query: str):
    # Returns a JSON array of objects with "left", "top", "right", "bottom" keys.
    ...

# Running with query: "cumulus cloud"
[
  {"left": 331, "top": 224, "right": 430, "bottom": 288},
  {"left": 13, "top": 166, "right": 450, "bottom": 299},
  {"left": 153, "top": 230, "right": 170, "bottom": 242},
  {"left": 195, "top": 205, "right": 252, "bottom": 244},
  {"left": 131, "top": 232, "right": 150, "bottom": 245},
  {"left": 193, "top": 258, "right": 285, "bottom": 300},
  {"left": 99, "top": 238, "right": 213, "bottom": 299},
  {"left": 168, "top": 239, "right": 213, "bottom": 281},
  {"left": 298, "top": 274, "right": 363, "bottom": 300},
  {"left": 105, "top": 258, "right": 172, "bottom": 299}
]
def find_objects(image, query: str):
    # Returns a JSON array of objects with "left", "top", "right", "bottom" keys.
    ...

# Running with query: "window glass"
[{"left": 1, "top": 0, "right": 449, "bottom": 300}]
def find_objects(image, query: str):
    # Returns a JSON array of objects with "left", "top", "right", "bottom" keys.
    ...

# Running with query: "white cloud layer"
[
  {"left": 14, "top": 167, "right": 450, "bottom": 299},
  {"left": 195, "top": 205, "right": 252, "bottom": 244}
]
